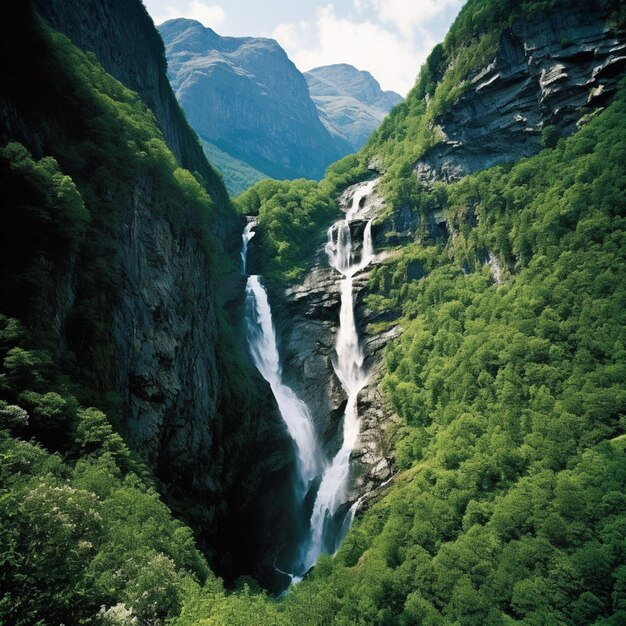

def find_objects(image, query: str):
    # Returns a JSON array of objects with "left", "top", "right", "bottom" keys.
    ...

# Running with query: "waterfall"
[
  {"left": 242, "top": 222, "right": 320, "bottom": 501},
  {"left": 241, "top": 220, "right": 256, "bottom": 274},
  {"left": 241, "top": 179, "right": 378, "bottom": 579},
  {"left": 302, "top": 179, "right": 377, "bottom": 572},
  {"left": 245, "top": 276, "right": 321, "bottom": 497}
]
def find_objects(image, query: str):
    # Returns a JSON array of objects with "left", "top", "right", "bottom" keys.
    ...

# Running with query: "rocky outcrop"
[
  {"left": 305, "top": 64, "right": 403, "bottom": 151},
  {"left": 159, "top": 19, "right": 352, "bottom": 183},
  {"left": 415, "top": 3, "right": 626, "bottom": 184},
  {"left": 266, "top": 180, "right": 401, "bottom": 503}
]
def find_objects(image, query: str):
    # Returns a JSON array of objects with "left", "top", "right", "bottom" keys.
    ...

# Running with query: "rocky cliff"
[
  {"left": 264, "top": 179, "right": 401, "bottom": 505},
  {"left": 158, "top": 19, "right": 353, "bottom": 184},
  {"left": 1, "top": 0, "right": 296, "bottom": 588},
  {"left": 305, "top": 64, "right": 403, "bottom": 151},
  {"left": 415, "top": 3, "right": 626, "bottom": 184}
]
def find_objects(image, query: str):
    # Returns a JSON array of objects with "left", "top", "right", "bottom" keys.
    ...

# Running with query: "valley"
[{"left": 1, "top": 0, "right": 625, "bottom": 624}]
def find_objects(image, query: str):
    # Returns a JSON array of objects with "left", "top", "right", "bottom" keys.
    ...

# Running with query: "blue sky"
[{"left": 142, "top": 0, "right": 466, "bottom": 95}]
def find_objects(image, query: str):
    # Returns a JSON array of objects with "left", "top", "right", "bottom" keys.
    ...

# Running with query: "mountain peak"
[
  {"left": 158, "top": 22, "right": 352, "bottom": 188},
  {"left": 304, "top": 64, "right": 403, "bottom": 151},
  {"left": 305, "top": 64, "right": 402, "bottom": 107}
]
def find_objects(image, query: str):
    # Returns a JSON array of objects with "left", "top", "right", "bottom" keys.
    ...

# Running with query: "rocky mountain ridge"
[
  {"left": 415, "top": 4, "right": 626, "bottom": 184},
  {"left": 159, "top": 18, "right": 352, "bottom": 186},
  {"left": 305, "top": 64, "right": 403, "bottom": 151}
]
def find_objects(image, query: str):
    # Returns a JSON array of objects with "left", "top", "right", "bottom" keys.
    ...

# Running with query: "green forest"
[{"left": 1, "top": 0, "right": 625, "bottom": 624}]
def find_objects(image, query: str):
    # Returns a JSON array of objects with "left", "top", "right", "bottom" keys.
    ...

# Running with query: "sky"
[{"left": 142, "top": 0, "right": 466, "bottom": 96}]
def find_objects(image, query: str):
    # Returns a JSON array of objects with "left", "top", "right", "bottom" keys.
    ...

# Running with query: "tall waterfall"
[
  {"left": 242, "top": 223, "right": 320, "bottom": 501},
  {"left": 241, "top": 179, "right": 378, "bottom": 579},
  {"left": 303, "top": 179, "right": 378, "bottom": 572}
]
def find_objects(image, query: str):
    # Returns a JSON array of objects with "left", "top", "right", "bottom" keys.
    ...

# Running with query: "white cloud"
[
  {"left": 272, "top": 21, "right": 313, "bottom": 52},
  {"left": 271, "top": 4, "right": 437, "bottom": 95},
  {"left": 148, "top": 1, "right": 226, "bottom": 28},
  {"left": 371, "top": 0, "right": 463, "bottom": 37}
]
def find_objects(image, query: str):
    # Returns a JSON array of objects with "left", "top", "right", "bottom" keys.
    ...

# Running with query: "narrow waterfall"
[
  {"left": 241, "top": 220, "right": 255, "bottom": 275},
  {"left": 302, "top": 179, "right": 378, "bottom": 572},
  {"left": 242, "top": 223, "right": 321, "bottom": 501}
]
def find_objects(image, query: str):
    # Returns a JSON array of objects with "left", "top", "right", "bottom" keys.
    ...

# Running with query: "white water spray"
[
  {"left": 303, "top": 179, "right": 378, "bottom": 571},
  {"left": 241, "top": 220, "right": 256, "bottom": 275},
  {"left": 243, "top": 222, "right": 321, "bottom": 500}
]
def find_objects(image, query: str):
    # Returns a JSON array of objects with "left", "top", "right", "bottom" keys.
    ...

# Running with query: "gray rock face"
[
  {"left": 111, "top": 176, "right": 220, "bottom": 484},
  {"left": 159, "top": 19, "right": 352, "bottom": 181},
  {"left": 305, "top": 64, "right": 403, "bottom": 151},
  {"left": 415, "top": 3, "right": 626, "bottom": 184},
  {"left": 266, "top": 181, "right": 401, "bottom": 503}
]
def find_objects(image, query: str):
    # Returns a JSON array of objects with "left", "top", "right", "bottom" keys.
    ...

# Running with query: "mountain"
[
  {"left": 305, "top": 64, "right": 403, "bottom": 150},
  {"left": 2, "top": 0, "right": 626, "bottom": 623},
  {"left": 158, "top": 18, "right": 352, "bottom": 191}
]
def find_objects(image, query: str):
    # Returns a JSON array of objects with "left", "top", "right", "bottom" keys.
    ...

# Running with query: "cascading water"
[
  {"left": 241, "top": 180, "right": 378, "bottom": 579},
  {"left": 241, "top": 220, "right": 255, "bottom": 275},
  {"left": 242, "top": 222, "right": 321, "bottom": 501},
  {"left": 302, "top": 179, "right": 378, "bottom": 572}
]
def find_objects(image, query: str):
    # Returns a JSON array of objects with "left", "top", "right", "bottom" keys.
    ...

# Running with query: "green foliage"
[
  {"left": 0, "top": 143, "right": 89, "bottom": 330},
  {"left": 541, "top": 124, "right": 559, "bottom": 148},
  {"left": 236, "top": 179, "right": 338, "bottom": 281},
  {"left": 234, "top": 153, "right": 370, "bottom": 280},
  {"left": 0, "top": 312, "right": 221, "bottom": 626},
  {"left": 199, "top": 137, "right": 268, "bottom": 196}
]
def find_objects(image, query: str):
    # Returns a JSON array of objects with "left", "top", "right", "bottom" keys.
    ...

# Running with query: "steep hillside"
[
  {"left": 199, "top": 136, "right": 268, "bottom": 196},
  {"left": 305, "top": 64, "right": 403, "bottom": 151},
  {"left": 159, "top": 18, "right": 352, "bottom": 186},
  {"left": 31, "top": 0, "right": 233, "bottom": 233},
  {"left": 0, "top": 0, "right": 298, "bottom": 611},
  {"left": 280, "top": 82, "right": 626, "bottom": 626},
  {"left": 230, "top": 0, "right": 626, "bottom": 623}
]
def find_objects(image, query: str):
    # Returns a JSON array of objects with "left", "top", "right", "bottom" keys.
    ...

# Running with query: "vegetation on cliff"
[
  {"left": 235, "top": 154, "right": 370, "bottom": 281},
  {"left": 2, "top": 0, "right": 626, "bottom": 624}
]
